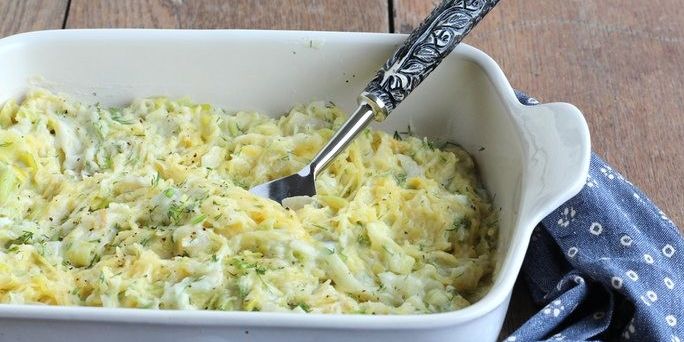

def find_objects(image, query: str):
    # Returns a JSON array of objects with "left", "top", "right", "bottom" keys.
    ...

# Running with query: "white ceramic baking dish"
[{"left": 0, "top": 29, "right": 590, "bottom": 341}]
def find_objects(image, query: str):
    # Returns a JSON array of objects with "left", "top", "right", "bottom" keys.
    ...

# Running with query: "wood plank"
[
  {"left": 0, "top": 0, "right": 69, "bottom": 38},
  {"left": 66, "top": 0, "right": 389, "bottom": 32},
  {"left": 394, "top": 0, "right": 684, "bottom": 230}
]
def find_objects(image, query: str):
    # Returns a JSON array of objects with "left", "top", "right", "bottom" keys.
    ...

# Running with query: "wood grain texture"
[
  {"left": 0, "top": 0, "right": 69, "bottom": 37},
  {"left": 395, "top": 0, "right": 684, "bottom": 338},
  {"left": 66, "top": 0, "right": 389, "bottom": 32}
]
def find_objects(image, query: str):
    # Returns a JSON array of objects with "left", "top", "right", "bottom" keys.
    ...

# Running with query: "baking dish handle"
[{"left": 515, "top": 102, "right": 591, "bottom": 231}]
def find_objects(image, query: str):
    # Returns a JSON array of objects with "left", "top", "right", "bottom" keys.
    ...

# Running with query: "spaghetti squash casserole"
[{"left": 0, "top": 90, "right": 498, "bottom": 314}]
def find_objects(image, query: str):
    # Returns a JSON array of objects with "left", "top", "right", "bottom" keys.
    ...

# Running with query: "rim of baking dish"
[{"left": 0, "top": 29, "right": 589, "bottom": 330}]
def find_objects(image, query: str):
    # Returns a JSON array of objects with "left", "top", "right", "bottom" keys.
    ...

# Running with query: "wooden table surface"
[{"left": 2, "top": 0, "right": 682, "bottom": 338}]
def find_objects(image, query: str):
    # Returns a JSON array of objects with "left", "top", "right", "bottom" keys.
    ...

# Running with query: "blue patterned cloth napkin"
[{"left": 505, "top": 92, "right": 684, "bottom": 342}]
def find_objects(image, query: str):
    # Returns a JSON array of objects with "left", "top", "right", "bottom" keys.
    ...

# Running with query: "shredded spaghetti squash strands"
[{"left": 0, "top": 90, "right": 498, "bottom": 314}]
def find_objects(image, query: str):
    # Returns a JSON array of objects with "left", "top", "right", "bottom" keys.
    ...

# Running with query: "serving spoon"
[{"left": 250, "top": 0, "right": 500, "bottom": 204}]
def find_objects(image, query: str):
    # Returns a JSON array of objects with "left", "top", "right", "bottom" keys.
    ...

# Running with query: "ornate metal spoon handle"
[
  {"left": 361, "top": 0, "right": 499, "bottom": 120},
  {"left": 311, "top": 0, "right": 499, "bottom": 176}
]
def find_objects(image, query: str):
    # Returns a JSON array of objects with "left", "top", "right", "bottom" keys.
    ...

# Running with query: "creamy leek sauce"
[{"left": 0, "top": 90, "right": 497, "bottom": 313}]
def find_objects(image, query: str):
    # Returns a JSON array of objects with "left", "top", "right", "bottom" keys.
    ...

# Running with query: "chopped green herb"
[
  {"left": 227, "top": 120, "right": 242, "bottom": 137},
  {"left": 233, "top": 179, "right": 248, "bottom": 189},
  {"left": 140, "top": 235, "right": 153, "bottom": 246},
  {"left": 5, "top": 231, "right": 33, "bottom": 248},
  {"left": 125, "top": 152, "right": 139, "bottom": 166},
  {"left": 312, "top": 224, "right": 328, "bottom": 231},
  {"left": 0, "top": 141, "right": 12, "bottom": 147},
  {"left": 103, "top": 154, "right": 113, "bottom": 169},
  {"left": 168, "top": 202, "right": 184, "bottom": 224},
  {"left": 109, "top": 107, "right": 135, "bottom": 125},
  {"left": 298, "top": 303, "right": 311, "bottom": 312},
  {"left": 357, "top": 233, "right": 370, "bottom": 246},
  {"left": 382, "top": 245, "right": 394, "bottom": 256},
  {"left": 363, "top": 128, "right": 371, "bottom": 138},
  {"left": 393, "top": 131, "right": 402, "bottom": 141},
  {"left": 255, "top": 265, "right": 267, "bottom": 275},
  {"left": 394, "top": 173, "right": 407, "bottom": 185},
  {"left": 164, "top": 188, "right": 175, "bottom": 198},
  {"left": 88, "top": 253, "right": 101, "bottom": 268},
  {"left": 93, "top": 122, "right": 106, "bottom": 140},
  {"left": 423, "top": 139, "right": 435, "bottom": 150},
  {"left": 448, "top": 217, "right": 471, "bottom": 231},
  {"left": 234, "top": 260, "right": 267, "bottom": 275},
  {"left": 484, "top": 214, "right": 499, "bottom": 227},
  {"left": 151, "top": 173, "right": 161, "bottom": 186},
  {"left": 191, "top": 214, "right": 207, "bottom": 224},
  {"left": 238, "top": 285, "right": 249, "bottom": 298}
]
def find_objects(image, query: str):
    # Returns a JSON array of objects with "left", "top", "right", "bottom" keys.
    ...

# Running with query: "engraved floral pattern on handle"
[{"left": 363, "top": 0, "right": 499, "bottom": 116}]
